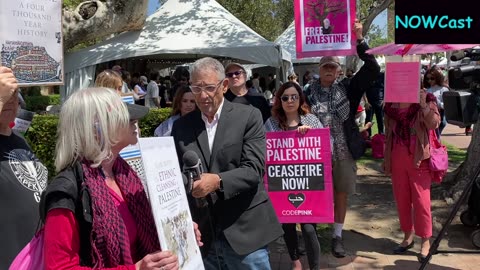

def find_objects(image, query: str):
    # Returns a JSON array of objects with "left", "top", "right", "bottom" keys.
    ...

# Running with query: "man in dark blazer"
[{"left": 172, "top": 57, "right": 283, "bottom": 269}]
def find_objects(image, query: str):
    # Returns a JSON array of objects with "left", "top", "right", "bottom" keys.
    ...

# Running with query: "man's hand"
[
  {"left": 193, "top": 222, "right": 204, "bottom": 247},
  {"left": 353, "top": 19, "right": 363, "bottom": 40},
  {"left": 0, "top": 67, "right": 18, "bottom": 107},
  {"left": 192, "top": 173, "right": 220, "bottom": 198}
]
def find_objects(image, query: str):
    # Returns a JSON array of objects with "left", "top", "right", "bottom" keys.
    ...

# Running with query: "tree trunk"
[
  {"left": 444, "top": 119, "right": 480, "bottom": 202},
  {"left": 63, "top": 0, "right": 149, "bottom": 50}
]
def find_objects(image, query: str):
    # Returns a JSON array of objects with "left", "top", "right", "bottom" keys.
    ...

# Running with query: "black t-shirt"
[
  {"left": 0, "top": 132, "right": 48, "bottom": 268},
  {"left": 224, "top": 89, "right": 271, "bottom": 123}
]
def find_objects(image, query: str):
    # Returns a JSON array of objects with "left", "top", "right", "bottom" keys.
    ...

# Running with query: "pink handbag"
[
  {"left": 429, "top": 130, "right": 448, "bottom": 183},
  {"left": 9, "top": 228, "right": 45, "bottom": 270}
]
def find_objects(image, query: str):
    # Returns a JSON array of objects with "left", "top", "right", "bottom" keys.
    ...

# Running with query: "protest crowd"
[{"left": 3, "top": 2, "right": 471, "bottom": 269}]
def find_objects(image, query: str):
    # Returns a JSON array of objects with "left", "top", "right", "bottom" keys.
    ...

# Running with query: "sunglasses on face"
[
  {"left": 281, "top": 94, "right": 299, "bottom": 102},
  {"left": 225, "top": 70, "right": 244, "bottom": 78},
  {"left": 427, "top": 77, "right": 435, "bottom": 81}
]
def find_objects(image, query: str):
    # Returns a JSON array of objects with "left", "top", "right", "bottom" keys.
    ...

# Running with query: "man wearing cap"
[
  {"left": 304, "top": 20, "right": 380, "bottom": 258},
  {"left": 224, "top": 63, "right": 271, "bottom": 123},
  {"left": 172, "top": 57, "right": 282, "bottom": 269}
]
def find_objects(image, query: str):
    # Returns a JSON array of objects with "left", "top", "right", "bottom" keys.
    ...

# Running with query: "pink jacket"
[{"left": 383, "top": 101, "right": 440, "bottom": 175}]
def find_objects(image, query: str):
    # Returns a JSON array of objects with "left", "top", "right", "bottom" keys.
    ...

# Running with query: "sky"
[{"left": 147, "top": 1, "right": 388, "bottom": 36}]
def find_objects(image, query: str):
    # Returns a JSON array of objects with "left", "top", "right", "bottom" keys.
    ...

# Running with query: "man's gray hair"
[
  {"left": 55, "top": 87, "right": 129, "bottom": 172},
  {"left": 190, "top": 57, "right": 225, "bottom": 81}
]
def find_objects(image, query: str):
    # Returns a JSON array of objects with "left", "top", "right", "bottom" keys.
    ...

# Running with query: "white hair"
[
  {"left": 55, "top": 87, "right": 129, "bottom": 172},
  {"left": 190, "top": 57, "right": 225, "bottom": 81}
]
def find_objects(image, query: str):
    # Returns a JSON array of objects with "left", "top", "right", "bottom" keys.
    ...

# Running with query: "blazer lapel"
[
  {"left": 210, "top": 101, "right": 233, "bottom": 166},
  {"left": 192, "top": 111, "right": 211, "bottom": 170}
]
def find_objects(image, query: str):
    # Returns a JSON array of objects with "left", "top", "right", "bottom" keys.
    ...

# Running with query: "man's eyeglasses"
[
  {"left": 190, "top": 80, "right": 223, "bottom": 94},
  {"left": 281, "top": 94, "right": 299, "bottom": 102},
  {"left": 225, "top": 70, "right": 244, "bottom": 78}
]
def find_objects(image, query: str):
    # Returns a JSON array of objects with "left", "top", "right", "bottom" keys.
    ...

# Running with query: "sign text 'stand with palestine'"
[{"left": 265, "top": 128, "right": 333, "bottom": 223}]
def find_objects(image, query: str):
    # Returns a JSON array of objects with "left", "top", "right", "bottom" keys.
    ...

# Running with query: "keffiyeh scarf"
[{"left": 82, "top": 157, "right": 160, "bottom": 268}]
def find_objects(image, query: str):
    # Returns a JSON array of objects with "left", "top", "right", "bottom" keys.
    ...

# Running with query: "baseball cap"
[
  {"left": 225, "top": 62, "right": 246, "bottom": 73},
  {"left": 139, "top": 76, "right": 148, "bottom": 84},
  {"left": 125, "top": 103, "right": 149, "bottom": 120},
  {"left": 319, "top": 56, "right": 341, "bottom": 68}
]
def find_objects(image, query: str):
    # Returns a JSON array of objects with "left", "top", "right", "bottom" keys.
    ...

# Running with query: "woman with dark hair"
[
  {"left": 154, "top": 85, "right": 196, "bottom": 137},
  {"left": 264, "top": 81, "right": 323, "bottom": 270},
  {"left": 384, "top": 82, "right": 440, "bottom": 263},
  {"left": 424, "top": 67, "right": 449, "bottom": 138}
]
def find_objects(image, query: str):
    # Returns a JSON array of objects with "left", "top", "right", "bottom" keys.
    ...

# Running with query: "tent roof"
[
  {"left": 275, "top": 22, "right": 345, "bottom": 65},
  {"left": 64, "top": 0, "right": 287, "bottom": 73}
]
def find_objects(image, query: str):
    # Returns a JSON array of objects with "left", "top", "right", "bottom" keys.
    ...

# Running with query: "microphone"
[
  {"left": 182, "top": 151, "right": 208, "bottom": 208},
  {"left": 450, "top": 48, "right": 480, "bottom": 61}
]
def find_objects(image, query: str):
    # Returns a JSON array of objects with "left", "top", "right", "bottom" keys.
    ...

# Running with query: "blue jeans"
[{"left": 203, "top": 233, "right": 271, "bottom": 270}]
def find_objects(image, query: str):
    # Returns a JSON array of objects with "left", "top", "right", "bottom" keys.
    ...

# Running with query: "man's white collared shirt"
[{"left": 201, "top": 99, "right": 225, "bottom": 152}]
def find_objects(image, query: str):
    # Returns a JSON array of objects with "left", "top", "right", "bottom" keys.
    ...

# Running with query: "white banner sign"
[
  {"left": 0, "top": 0, "right": 63, "bottom": 86},
  {"left": 138, "top": 137, "right": 204, "bottom": 270}
]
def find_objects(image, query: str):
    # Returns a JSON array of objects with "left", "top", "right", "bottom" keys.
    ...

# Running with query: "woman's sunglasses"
[{"left": 281, "top": 94, "right": 299, "bottom": 102}]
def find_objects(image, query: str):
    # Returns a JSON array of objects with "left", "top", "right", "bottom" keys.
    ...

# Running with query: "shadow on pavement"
[{"left": 383, "top": 259, "right": 461, "bottom": 270}]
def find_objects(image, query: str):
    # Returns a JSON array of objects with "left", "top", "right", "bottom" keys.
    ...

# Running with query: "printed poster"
[
  {"left": 294, "top": 0, "right": 357, "bottom": 58},
  {"left": 138, "top": 137, "right": 204, "bottom": 270},
  {"left": 385, "top": 56, "right": 421, "bottom": 103},
  {"left": 265, "top": 129, "right": 333, "bottom": 223},
  {"left": 0, "top": 0, "right": 63, "bottom": 86}
]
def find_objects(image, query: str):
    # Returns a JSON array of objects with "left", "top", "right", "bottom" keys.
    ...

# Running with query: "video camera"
[{"left": 443, "top": 49, "right": 480, "bottom": 127}]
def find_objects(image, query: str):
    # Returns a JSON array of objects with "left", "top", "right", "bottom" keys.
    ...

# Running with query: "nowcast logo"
[{"left": 396, "top": 15, "right": 473, "bottom": 30}]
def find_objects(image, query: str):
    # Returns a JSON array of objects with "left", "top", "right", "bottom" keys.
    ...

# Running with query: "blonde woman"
[{"left": 42, "top": 88, "right": 202, "bottom": 269}]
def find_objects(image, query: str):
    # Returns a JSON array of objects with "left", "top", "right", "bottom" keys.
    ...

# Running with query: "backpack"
[{"left": 9, "top": 163, "right": 92, "bottom": 270}]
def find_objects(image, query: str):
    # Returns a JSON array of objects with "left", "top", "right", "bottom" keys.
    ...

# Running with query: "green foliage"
[
  {"left": 24, "top": 94, "right": 61, "bottom": 113},
  {"left": 217, "top": 0, "right": 293, "bottom": 41},
  {"left": 25, "top": 115, "right": 59, "bottom": 179},
  {"left": 139, "top": 108, "right": 172, "bottom": 137},
  {"left": 444, "top": 143, "right": 467, "bottom": 165},
  {"left": 63, "top": 0, "right": 84, "bottom": 9},
  {"left": 367, "top": 24, "right": 388, "bottom": 48}
]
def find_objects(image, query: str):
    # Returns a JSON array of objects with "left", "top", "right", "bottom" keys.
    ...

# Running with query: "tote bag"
[
  {"left": 429, "top": 130, "right": 448, "bottom": 183},
  {"left": 9, "top": 229, "right": 45, "bottom": 270}
]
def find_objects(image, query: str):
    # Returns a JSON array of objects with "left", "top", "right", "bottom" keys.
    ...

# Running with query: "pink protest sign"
[
  {"left": 294, "top": 0, "right": 356, "bottom": 58},
  {"left": 265, "top": 128, "right": 333, "bottom": 223},
  {"left": 385, "top": 61, "right": 421, "bottom": 103}
]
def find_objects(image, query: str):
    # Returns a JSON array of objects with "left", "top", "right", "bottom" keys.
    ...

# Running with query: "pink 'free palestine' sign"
[
  {"left": 385, "top": 61, "right": 421, "bottom": 103},
  {"left": 294, "top": 0, "right": 356, "bottom": 58},
  {"left": 265, "top": 129, "right": 333, "bottom": 223}
]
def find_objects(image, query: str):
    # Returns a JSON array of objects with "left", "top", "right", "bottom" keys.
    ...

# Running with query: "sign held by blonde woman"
[{"left": 138, "top": 137, "right": 204, "bottom": 270}]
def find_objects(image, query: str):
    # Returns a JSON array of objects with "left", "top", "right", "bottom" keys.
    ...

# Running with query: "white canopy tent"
[{"left": 62, "top": 0, "right": 291, "bottom": 97}]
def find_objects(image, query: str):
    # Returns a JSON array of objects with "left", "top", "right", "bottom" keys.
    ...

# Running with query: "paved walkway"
[
  {"left": 440, "top": 124, "right": 473, "bottom": 150},
  {"left": 268, "top": 123, "right": 478, "bottom": 269}
]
